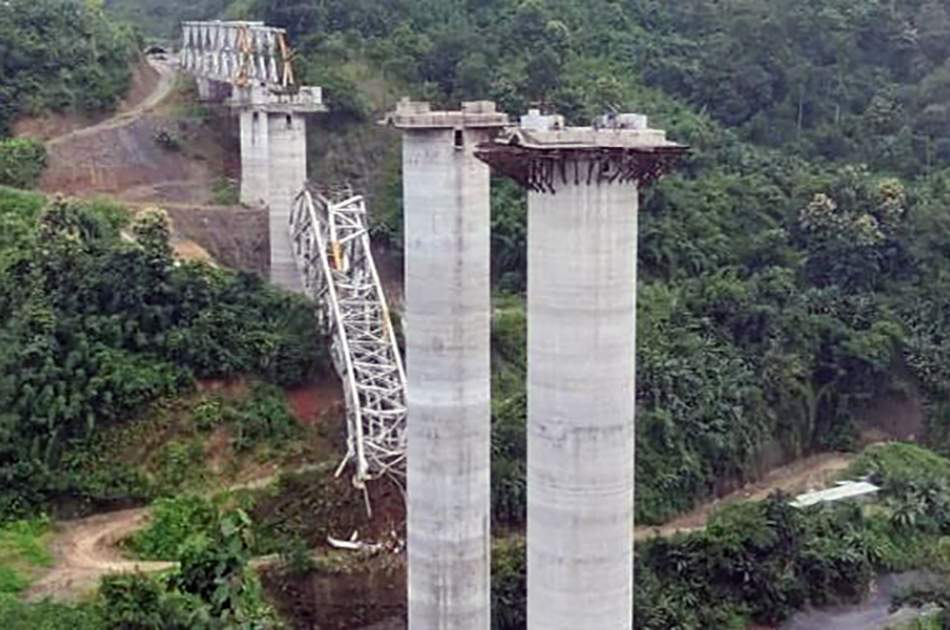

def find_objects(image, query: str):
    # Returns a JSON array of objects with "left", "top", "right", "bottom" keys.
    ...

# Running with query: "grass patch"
[
  {"left": 211, "top": 177, "right": 239, "bottom": 206},
  {"left": 0, "top": 596, "right": 103, "bottom": 629},
  {"left": 0, "top": 518, "right": 53, "bottom": 596},
  {"left": 845, "top": 442, "right": 950, "bottom": 482}
]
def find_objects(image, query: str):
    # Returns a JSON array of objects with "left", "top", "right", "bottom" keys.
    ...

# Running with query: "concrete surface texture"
[
  {"left": 266, "top": 111, "right": 306, "bottom": 291},
  {"left": 526, "top": 175, "right": 638, "bottom": 630},
  {"left": 239, "top": 110, "right": 269, "bottom": 208},
  {"left": 393, "top": 101, "right": 506, "bottom": 629},
  {"left": 470, "top": 110, "right": 684, "bottom": 630},
  {"left": 237, "top": 109, "right": 305, "bottom": 291}
]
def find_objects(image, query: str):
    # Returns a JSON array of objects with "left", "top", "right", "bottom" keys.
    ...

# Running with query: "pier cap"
[
  {"left": 475, "top": 109, "right": 688, "bottom": 193},
  {"left": 381, "top": 98, "right": 509, "bottom": 129},
  {"left": 228, "top": 84, "right": 325, "bottom": 113}
]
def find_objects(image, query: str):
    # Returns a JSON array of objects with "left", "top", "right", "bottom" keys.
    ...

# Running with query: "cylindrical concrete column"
[
  {"left": 475, "top": 109, "right": 684, "bottom": 630},
  {"left": 402, "top": 126, "right": 492, "bottom": 629},
  {"left": 526, "top": 176, "right": 637, "bottom": 629},
  {"left": 266, "top": 111, "right": 307, "bottom": 292}
]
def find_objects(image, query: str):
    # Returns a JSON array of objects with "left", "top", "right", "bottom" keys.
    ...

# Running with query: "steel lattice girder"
[
  {"left": 289, "top": 187, "right": 408, "bottom": 488},
  {"left": 180, "top": 21, "right": 292, "bottom": 88}
]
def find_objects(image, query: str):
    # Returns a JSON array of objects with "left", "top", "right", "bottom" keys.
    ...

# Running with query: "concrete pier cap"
[
  {"left": 475, "top": 108, "right": 687, "bottom": 193},
  {"left": 229, "top": 84, "right": 325, "bottom": 112},
  {"left": 382, "top": 97, "right": 510, "bottom": 130}
]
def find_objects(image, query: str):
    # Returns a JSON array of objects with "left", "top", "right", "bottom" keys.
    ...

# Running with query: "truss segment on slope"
[{"left": 289, "top": 186, "right": 408, "bottom": 493}]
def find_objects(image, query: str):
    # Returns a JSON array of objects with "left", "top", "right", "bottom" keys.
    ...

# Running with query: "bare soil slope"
[{"left": 13, "top": 59, "right": 162, "bottom": 142}]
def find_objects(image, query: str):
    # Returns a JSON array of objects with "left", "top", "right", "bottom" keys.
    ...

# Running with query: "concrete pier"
[
  {"left": 476, "top": 111, "right": 685, "bottom": 630},
  {"left": 232, "top": 86, "right": 323, "bottom": 291},
  {"left": 266, "top": 111, "right": 307, "bottom": 291},
  {"left": 239, "top": 110, "right": 268, "bottom": 208},
  {"left": 384, "top": 99, "right": 507, "bottom": 630},
  {"left": 180, "top": 20, "right": 324, "bottom": 290}
]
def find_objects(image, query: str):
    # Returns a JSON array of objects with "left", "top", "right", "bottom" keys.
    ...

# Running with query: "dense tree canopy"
[
  {"left": 0, "top": 0, "right": 138, "bottom": 135},
  {"left": 220, "top": 0, "right": 950, "bottom": 526},
  {"left": 0, "top": 190, "right": 327, "bottom": 519}
]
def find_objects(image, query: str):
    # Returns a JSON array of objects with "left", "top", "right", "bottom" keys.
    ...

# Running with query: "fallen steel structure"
[{"left": 289, "top": 186, "right": 408, "bottom": 494}]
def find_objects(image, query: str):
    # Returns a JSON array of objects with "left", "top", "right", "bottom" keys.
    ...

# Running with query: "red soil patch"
[
  {"left": 286, "top": 379, "right": 344, "bottom": 426},
  {"left": 197, "top": 376, "right": 344, "bottom": 428}
]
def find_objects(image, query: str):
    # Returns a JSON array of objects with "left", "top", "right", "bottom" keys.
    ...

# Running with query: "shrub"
[
  {"left": 0, "top": 139, "right": 46, "bottom": 189},
  {"left": 101, "top": 508, "right": 280, "bottom": 628},
  {"left": 128, "top": 495, "right": 220, "bottom": 560},
  {"left": 225, "top": 384, "right": 300, "bottom": 452}
]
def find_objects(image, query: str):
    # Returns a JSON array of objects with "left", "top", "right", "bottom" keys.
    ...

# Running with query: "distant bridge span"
[{"left": 178, "top": 20, "right": 324, "bottom": 292}]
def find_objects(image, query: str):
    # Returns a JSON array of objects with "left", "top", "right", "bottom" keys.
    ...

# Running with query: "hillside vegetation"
[
  {"left": 211, "top": 0, "right": 950, "bottom": 527},
  {"left": 0, "top": 0, "right": 138, "bottom": 136},
  {"left": 0, "top": 188, "right": 327, "bottom": 520}
]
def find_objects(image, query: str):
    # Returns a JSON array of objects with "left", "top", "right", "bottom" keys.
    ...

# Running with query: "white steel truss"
[
  {"left": 180, "top": 20, "right": 295, "bottom": 89},
  {"left": 289, "top": 187, "right": 408, "bottom": 491}
]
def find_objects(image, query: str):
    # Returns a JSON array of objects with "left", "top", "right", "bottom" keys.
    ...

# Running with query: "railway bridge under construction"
[{"left": 179, "top": 19, "right": 685, "bottom": 630}]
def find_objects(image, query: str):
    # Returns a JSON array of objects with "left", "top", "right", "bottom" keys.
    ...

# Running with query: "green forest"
[
  {"left": 246, "top": 0, "right": 950, "bottom": 525},
  {"left": 0, "top": 0, "right": 137, "bottom": 136},
  {"left": 4, "top": 0, "right": 950, "bottom": 628}
]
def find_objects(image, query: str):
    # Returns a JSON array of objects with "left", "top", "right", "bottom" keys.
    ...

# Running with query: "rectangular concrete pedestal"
[{"left": 239, "top": 109, "right": 305, "bottom": 292}]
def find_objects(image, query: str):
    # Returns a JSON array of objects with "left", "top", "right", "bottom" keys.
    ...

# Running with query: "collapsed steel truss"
[
  {"left": 289, "top": 187, "right": 408, "bottom": 492},
  {"left": 180, "top": 21, "right": 296, "bottom": 89}
]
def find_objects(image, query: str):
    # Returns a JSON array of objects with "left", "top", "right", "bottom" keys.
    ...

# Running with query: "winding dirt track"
[
  {"left": 634, "top": 452, "right": 855, "bottom": 540},
  {"left": 23, "top": 509, "right": 174, "bottom": 601},
  {"left": 24, "top": 454, "right": 855, "bottom": 602},
  {"left": 47, "top": 55, "right": 178, "bottom": 148}
]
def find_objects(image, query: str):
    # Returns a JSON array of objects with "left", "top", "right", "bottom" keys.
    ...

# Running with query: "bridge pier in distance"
[
  {"left": 476, "top": 110, "right": 686, "bottom": 630},
  {"left": 383, "top": 99, "right": 508, "bottom": 630},
  {"left": 233, "top": 85, "right": 323, "bottom": 292},
  {"left": 179, "top": 20, "right": 325, "bottom": 292}
]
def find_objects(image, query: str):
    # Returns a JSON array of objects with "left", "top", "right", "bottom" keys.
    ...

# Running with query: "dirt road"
[
  {"left": 23, "top": 508, "right": 174, "bottom": 602},
  {"left": 23, "top": 452, "right": 854, "bottom": 602},
  {"left": 47, "top": 55, "right": 178, "bottom": 148},
  {"left": 634, "top": 452, "right": 855, "bottom": 540}
]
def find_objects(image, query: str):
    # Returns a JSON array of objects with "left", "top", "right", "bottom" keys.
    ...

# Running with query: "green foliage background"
[
  {"left": 0, "top": 193, "right": 327, "bottom": 520},
  {"left": 0, "top": 0, "right": 138, "bottom": 135}
]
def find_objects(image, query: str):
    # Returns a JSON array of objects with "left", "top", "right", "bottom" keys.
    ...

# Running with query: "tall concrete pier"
[
  {"left": 384, "top": 99, "right": 508, "bottom": 630},
  {"left": 477, "top": 110, "right": 685, "bottom": 630}
]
